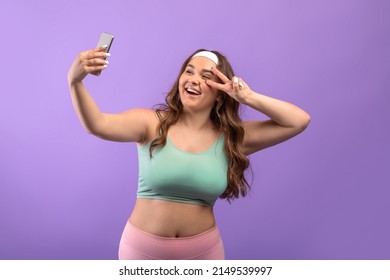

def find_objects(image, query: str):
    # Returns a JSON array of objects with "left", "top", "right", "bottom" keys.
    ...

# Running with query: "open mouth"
[{"left": 186, "top": 87, "right": 201, "bottom": 96}]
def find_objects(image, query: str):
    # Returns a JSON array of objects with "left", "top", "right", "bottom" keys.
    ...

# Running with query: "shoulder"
[{"left": 135, "top": 108, "right": 163, "bottom": 145}]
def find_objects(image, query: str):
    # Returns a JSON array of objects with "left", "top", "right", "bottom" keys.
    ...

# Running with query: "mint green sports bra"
[{"left": 137, "top": 135, "right": 228, "bottom": 207}]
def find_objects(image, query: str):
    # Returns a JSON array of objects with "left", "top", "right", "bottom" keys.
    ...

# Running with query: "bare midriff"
[{"left": 129, "top": 198, "right": 216, "bottom": 238}]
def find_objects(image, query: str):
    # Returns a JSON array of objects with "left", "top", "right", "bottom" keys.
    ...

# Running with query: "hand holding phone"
[
  {"left": 68, "top": 32, "right": 115, "bottom": 83},
  {"left": 91, "top": 32, "right": 114, "bottom": 76}
]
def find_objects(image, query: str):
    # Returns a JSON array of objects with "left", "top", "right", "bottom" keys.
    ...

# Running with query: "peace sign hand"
[{"left": 205, "top": 67, "right": 253, "bottom": 104}]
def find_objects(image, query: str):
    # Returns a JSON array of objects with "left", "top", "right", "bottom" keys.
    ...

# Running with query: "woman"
[{"left": 67, "top": 47, "right": 310, "bottom": 260}]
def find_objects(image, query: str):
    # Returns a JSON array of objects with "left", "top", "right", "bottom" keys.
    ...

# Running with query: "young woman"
[{"left": 68, "top": 47, "right": 310, "bottom": 260}]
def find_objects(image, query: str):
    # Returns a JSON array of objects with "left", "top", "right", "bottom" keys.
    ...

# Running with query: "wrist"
[
  {"left": 67, "top": 69, "right": 87, "bottom": 87},
  {"left": 67, "top": 73, "right": 83, "bottom": 88},
  {"left": 240, "top": 90, "right": 256, "bottom": 106}
]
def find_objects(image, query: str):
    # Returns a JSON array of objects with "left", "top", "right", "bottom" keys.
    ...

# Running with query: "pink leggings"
[{"left": 118, "top": 221, "right": 225, "bottom": 260}]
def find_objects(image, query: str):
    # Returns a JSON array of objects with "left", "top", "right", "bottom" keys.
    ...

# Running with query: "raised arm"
[
  {"left": 206, "top": 67, "right": 310, "bottom": 155},
  {"left": 240, "top": 92, "right": 310, "bottom": 154},
  {"left": 67, "top": 47, "right": 154, "bottom": 144}
]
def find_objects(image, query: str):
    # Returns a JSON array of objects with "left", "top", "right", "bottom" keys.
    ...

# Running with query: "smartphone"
[{"left": 92, "top": 32, "right": 114, "bottom": 76}]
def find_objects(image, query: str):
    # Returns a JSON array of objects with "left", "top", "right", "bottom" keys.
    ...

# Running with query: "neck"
[{"left": 179, "top": 109, "right": 214, "bottom": 132}]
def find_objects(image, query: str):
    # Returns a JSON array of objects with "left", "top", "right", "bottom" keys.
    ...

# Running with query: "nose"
[{"left": 188, "top": 77, "right": 200, "bottom": 85}]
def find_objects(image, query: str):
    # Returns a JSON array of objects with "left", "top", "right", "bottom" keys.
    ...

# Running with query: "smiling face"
[{"left": 178, "top": 56, "right": 220, "bottom": 113}]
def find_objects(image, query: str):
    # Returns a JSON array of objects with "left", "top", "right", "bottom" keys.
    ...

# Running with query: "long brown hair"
[{"left": 150, "top": 49, "right": 250, "bottom": 202}]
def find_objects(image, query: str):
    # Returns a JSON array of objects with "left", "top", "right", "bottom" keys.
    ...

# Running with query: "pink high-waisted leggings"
[{"left": 118, "top": 221, "right": 225, "bottom": 260}]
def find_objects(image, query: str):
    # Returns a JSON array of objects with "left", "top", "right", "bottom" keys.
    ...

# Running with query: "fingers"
[
  {"left": 208, "top": 67, "right": 237, "bottom": 91},
  {"left": 85, "top": 58, "right": 108, "bottom": 73},
  {"left": 84, "top": 58, "right": 109, "bottom": 67},
  {"left": 69, "top": 46, "right": 112, "bottom": 82},
  {"left": 232, "top": 76, "right": 246, "bottom": 91},
  {"left": 88, "top": 64, "right": 108, "bottom": 73},
  {"left": 232, "top": 76, "right": 239, "bottom": 91},
  {"left": 77, "top": 47, "right": 111, "bottom": 73},
  {"left": 211, "top": 67, "right": 245, "bottom": 89},
  {"left": 206, "top": 72, "right": 247, "bottom": 94},
  {"left": 94, "top": 45, "right": 108, "bottom": 52},
  {"left": 83, "top": 49, "right": 111, "bottom": 60},
  {"left": 85, "top": 66, "right": 107, "bottom": 76},
  {"left": 211, "top": 67, "right": 230, "bottom": 83},
  {"left": 205, "top": 79, "right": 227, "bottom": 91},
  {"left": 233, "top": 76, "right": 245, "bottom": 89}
]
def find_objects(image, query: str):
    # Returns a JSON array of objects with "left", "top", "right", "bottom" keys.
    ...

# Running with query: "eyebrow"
[{"left": 186, "top": 64, "right": 215, "bottom": 76}]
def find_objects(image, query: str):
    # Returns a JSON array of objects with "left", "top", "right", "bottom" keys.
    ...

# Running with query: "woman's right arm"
[{"left": 67, "top": 47, "right": 153, "bottom": 144}]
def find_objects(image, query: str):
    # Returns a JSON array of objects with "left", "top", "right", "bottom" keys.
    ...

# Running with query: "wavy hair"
[{"left": 150, "top": 49, "right": 250, "bottom": 202}]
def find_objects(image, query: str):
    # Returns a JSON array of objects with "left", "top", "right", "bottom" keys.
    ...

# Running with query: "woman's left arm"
[
  {"left": 241, "top": 89, "right": 310, "bottom": 155},
  {"left": 206, "top": 68, "right": 310, "bottom": 155}
]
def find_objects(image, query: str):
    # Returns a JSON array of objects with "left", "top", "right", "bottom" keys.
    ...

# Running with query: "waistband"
[
  {"left": 129, "top": 221, "right": 218, "bottom": 240},
  {"left": 120, "top": 221, "right": 223, "bottom": 259}
]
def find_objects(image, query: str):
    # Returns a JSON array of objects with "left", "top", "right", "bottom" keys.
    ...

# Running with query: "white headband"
[{"left": 192, "top": 51, "right": 219, "bottom": 65}]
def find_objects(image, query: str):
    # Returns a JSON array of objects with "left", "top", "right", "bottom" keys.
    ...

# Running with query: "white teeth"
[{"left": 186, "top": 88, "right": 201, "bottom": 95}]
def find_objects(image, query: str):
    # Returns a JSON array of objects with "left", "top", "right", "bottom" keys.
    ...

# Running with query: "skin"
[{"left": 68, "top": 47, "right": 310, "bottom": 237}]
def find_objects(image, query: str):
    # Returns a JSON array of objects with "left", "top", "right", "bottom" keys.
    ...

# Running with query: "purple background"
[{"left": 1, "top": 0, "right": 389, "bottom": 260}]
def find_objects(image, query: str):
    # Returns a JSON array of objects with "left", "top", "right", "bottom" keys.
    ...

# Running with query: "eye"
[
  {"left": 185, "top": 69, "right": 193, "bottom": 75},
  {"left": 202, "top": 75, "right": 211, "bottom": 80}
]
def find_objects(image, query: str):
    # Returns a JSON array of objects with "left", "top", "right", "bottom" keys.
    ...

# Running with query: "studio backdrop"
[{"left": 1, "top": 0, "right": 389, "bottom": 259}]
